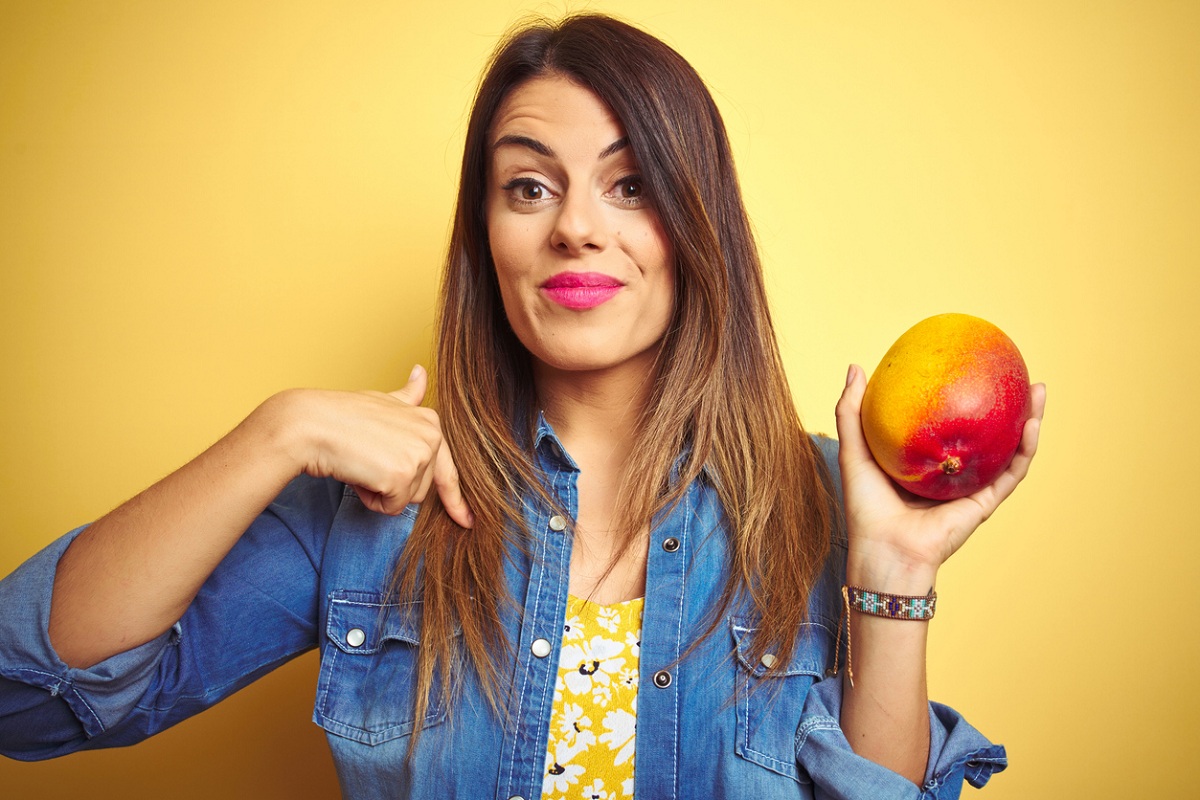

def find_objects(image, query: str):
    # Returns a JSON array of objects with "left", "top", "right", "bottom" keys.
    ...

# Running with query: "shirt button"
[
  {"left": 507, "top": 796, "right": 525, "bottom": 800},
  {"left": 760, "top": 653, "right": 778, "bottom": 669},
  {"left": 346, "top": 628, "right": 366, "bottom": 648},
  {"left": 548, "top": 515, "right": 568, "bottom": 532},
  {"left": 662, "top": 537, "right": 680, "bottom": 552},
  {"left": 653, "top": 669, "right": 672, "bottom": 688},
  {"left": 530, "top": 638, "right": 552, "bottom": 658}
]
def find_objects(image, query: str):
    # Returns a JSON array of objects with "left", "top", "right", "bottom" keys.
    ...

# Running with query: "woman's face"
[{"left": 485, "top": 75, "right": 675, "bottom": 381}]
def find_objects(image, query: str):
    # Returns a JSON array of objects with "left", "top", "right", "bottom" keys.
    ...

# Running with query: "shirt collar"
[
  {"left": 532, "top": 411, "right": 580, "bottom": 473},
  {"left": 531, "top": 410, "right": 714, "bottom": 486}
]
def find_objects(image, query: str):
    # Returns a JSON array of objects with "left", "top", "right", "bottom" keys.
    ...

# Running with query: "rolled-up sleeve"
[
  {"left": 0, "top": 475, "right": 342, "bottom": 761},
  {"left": 795, "top": 675, "right": 1007, "bottom": 799}
]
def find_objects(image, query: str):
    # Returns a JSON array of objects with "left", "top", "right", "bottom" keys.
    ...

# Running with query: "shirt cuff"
[
  {"left": 795, "top": 676, "right": 1008, "bottom": 799},
  {"left": 0, "top": 525, "right": 177, "bottom": 738}
]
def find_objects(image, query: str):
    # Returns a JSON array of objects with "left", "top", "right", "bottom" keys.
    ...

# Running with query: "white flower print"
[
  {"left": 563, "top": 612, "right": 585, "bottom": 642},
  {"left": 561, "top": 636, "right": 626, "bottom": 696},
  {"left": 580, "top": 778, "right": 610, "bottom": 799},
  {"left": 600, "top": 708, "right": 637, "bottom": 765},
  {"left": 552, "top": 669, "right": 566, "bottom": 705},
  {"left": 596, "top": 606, "right": 621, "bottom": 633},
  {"left": 544, "top": 738, "right": 586, "bottom": 794},
  {"left": 545, "top": 597, "right": 644, "bottom": 800},
  {"left": 557, "top": 702, "right": 596, "bottom": 750}
]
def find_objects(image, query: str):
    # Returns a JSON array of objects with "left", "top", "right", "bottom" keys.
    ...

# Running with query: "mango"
[{"left": 861, "top": 313, "right": 1031, "bottom": 501}]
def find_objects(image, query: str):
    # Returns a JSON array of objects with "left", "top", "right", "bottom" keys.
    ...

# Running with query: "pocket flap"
[
  {"left": 730, "top": 617, "right": 833, "bottom": 678},
  {"left": 325, "top": 590, "right": 421, "bottom": 655}
]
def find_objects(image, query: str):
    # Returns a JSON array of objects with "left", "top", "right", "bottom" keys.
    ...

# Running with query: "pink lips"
[{"left": 539, "top": 271, "right": 623, "bottom": 310}]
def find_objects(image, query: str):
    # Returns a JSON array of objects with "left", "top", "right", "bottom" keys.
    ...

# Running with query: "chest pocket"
[
  {"left": 730, "top": 617, "right": 835, "bottom": 783},
  {"left": 314, "top": 590, "right": 452, "bottom": 746}
]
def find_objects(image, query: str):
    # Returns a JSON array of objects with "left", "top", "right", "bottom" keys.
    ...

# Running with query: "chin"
[{"left": 528, "top": 341, "right": 663, "bottom": 377}]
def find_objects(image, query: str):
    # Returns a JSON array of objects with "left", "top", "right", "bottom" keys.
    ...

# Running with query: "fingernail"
[
  {"left": 845, "top": 364, "right": 856, "bottom": 387},
  {"left": 409, "top": 364, "right": 421, "bottom": 382}
]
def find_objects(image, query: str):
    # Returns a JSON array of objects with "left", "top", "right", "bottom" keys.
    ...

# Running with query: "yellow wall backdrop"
[{"left": 2, "top": 1, "right": 1196, "bottom": 797}]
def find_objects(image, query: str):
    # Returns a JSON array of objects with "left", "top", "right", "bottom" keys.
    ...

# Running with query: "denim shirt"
[{"left": 0, "top": 423, "right": 1007, "bottom": 798}]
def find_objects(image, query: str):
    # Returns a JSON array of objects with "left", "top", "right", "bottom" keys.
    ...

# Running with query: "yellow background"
[{"left": 2, "top": 1, "right": 1196, "bottom": 797}]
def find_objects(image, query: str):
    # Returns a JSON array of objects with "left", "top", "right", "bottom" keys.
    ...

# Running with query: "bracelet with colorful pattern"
[
  {"left": 831, "top": 585, "right": 937, "bottom": 687},
  {"left": 845, "top": 585, "right": 937, "bottom": 620}
]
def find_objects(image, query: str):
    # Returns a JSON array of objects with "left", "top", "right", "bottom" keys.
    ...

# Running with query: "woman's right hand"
[
  {"left": 278, "top": 365, "right": 473, "bottom": 527},
  {"left": 48, "top": 364, "right": 470, "bottom": 669}
]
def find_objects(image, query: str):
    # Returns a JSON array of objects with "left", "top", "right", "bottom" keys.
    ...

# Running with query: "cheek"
[
  {"left": 643, "top": 228, "right": 676, "bottom": 315},
  {"left": 656, "top": 270, "right": 677, "bottom": 329},
  {"left": 486, "top": 204, "right": 539, "bottom": 270},
  {"left": 641, "top": 213, "right": 673, "bottom": 268},
  {"left": 486, "top": 223, "right": 523, "bottom": 290},
  {"left": 486, "top": 229, "right": 534, "bottom": 334}
]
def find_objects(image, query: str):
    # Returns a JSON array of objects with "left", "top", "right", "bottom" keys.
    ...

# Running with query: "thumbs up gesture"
[{"left": 289, "top": 365, "right": 474, "bottom": 527}]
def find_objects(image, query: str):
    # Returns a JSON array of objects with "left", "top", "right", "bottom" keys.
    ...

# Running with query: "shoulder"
[
  {"left": 807, "top": 433, "right": 844, "bottom": 526},
  {"left": 808, "top": 433, "right": 840, "bottom": 478},
  {"left": 269, "top": 474, "right": 346, "bottom": 524},
  {"left": 319, "top": 487, "right": 422, "bottom": 592},
  {"left": 807, "top": 435, "right": 848, "bottom": 629}
]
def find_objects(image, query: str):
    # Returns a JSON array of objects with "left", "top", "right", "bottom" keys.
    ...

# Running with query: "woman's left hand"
[{"left": 834, "top": 363, "right": 1046, "bottom": 586}]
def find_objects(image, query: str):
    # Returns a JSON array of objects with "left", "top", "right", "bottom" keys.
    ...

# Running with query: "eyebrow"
[
  {"left": 491, "top": 134, "right": 630, "bottom": 161},
  {"left": 492, "top": 134, "right": 555, "bottom": 157},
  {"left": 598, "top": 136, "right": 629, "bottom": 160}
]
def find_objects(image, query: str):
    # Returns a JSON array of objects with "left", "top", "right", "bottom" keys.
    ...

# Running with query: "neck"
[
  {"left": 533, "top": 354, "right": 656, "bottom": 467},
  {"left": 534, "top": 353, "right": 659, "bottom": 606}
]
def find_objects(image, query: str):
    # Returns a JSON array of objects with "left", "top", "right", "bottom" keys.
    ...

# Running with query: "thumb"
[
  {"left": 834, "top": 363, "right": 874, "bottom": 466},
  {"left": 389, "top": 364, "right": 428, "bottom": 407}
]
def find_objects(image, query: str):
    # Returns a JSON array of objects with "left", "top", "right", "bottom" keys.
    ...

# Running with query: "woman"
[{"left": 0, "top": 14, "right": 1044, "bottom": 799}]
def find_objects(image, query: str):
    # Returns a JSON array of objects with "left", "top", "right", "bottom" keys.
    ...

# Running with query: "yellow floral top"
[{"left": 542, "top": 594, "right": 643, "bottom": 799}]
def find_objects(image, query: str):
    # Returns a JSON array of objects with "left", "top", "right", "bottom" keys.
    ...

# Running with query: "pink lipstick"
[{"left": 540, "top": 271, "right": 623, "bottom": 310}]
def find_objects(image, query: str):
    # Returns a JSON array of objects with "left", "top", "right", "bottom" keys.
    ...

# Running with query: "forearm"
[
  {"left": 830, "top": 367, "right": 1042, "bottom": 789},
  {"left": 48, "top": 392, "right": 305, "bottom": 669},
  {"left": 47, "top": 368, "right": 462, "bottom": 670},
  {"left": 839, "top": 552, "right": 937, "bottom": 786}
]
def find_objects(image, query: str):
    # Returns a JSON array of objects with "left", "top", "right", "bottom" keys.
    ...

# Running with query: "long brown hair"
[{"left": 392, "top": 12, "right": 835, "bottom": 738}]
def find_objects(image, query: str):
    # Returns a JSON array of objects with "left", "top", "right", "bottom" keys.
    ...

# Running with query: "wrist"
[
  {"left": 248, "top": 389, "right": 317, "bottom": 479},
  {"left": 846, "top": 545, "right": 939, "bottom": 597}
]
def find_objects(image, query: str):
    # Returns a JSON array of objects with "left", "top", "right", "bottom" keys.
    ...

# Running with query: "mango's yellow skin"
[{"left": 861, "top": 313, "right": 1031, "bottom": 501}]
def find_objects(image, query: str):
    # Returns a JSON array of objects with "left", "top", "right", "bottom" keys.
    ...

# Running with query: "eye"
[
  {"left": 610, "top": 175, "right": 647, "bottom": 207},
  {"left": 618, "top": 178, "right": 643, "bottom": 198},
  {"left": 501, "top": 177, "right": 554, "bottom": 207}
]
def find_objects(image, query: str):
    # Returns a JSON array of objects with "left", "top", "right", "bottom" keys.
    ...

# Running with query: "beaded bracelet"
[
  {"left": 846, "top": 585, "right": 937, "bottom": 620},
  {"left": 832, "top": 585, "right": 937, "bottom": 687}
]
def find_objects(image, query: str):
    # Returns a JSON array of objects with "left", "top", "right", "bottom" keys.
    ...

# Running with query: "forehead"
[{"left": 489, "top": 75, "right": 626, "bottom": 148}]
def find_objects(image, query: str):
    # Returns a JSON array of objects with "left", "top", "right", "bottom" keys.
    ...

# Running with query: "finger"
[
  {"left": 962, "top": 383, "right": 1046, "bottom": 511},
  {"left": 353, "top": 485, "right": 410, "bottom": 516},
  {"left": 1002, "top": 382, "right": 1046, "bottom": 475},
  {"left": 1008, "top": 388, "right": 1045, "bottom": 475},
  {"left": 1030, "top": 381, "right": 1047, "bottom": 424},
  {"left": 408, "top": 452, "right": 438, "bottom": 505},
  {"left": 833, "top": 364, "right": 875, "bottom": 467},
  {"left": 389, "top": 364, "right": 428, "bottom": 407},
  {"left": 433, "top": 441, "right": 474, "bottom": 529}
]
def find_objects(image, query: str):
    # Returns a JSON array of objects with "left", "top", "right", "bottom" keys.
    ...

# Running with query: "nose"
[{"left": 550, "top": 191, "right": 608, "bottom": 255}]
